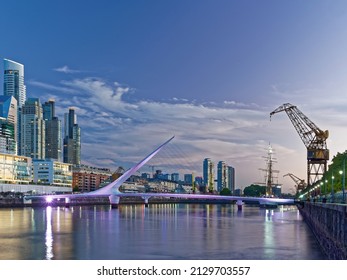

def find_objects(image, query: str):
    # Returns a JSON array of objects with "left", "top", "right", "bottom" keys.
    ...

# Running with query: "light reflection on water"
[
  {"left": 45, "top": 206, "right": 53, "bottom": 260},
  {"left": 0, "top": 204, "right": 326, "bottom": 260}
]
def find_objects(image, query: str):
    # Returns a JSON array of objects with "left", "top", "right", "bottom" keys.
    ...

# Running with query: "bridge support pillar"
[
  {"left": 109, "top": 195, "right": 120, "bottom": 209},
  {"left": 145, "top": 198, "right": 149, "bottom": 207},
  {"left": 142, "top": 196, "right": 150, "bottom": 208},
  {"left": 65, "top": 197, "right": 70, "bottom": 208},
  {"left": 236, "top": 200, "right": 243, "bottom": 211}
]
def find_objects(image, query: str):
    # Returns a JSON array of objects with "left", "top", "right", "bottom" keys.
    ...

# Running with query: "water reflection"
[
  {"left": 264, "top": 209, "right": 275, "bottom": 259},
  {"left": 0, "top": 204, "right": 326, "bottom": 260},
  {"left": 45, "top": 206, "right": 53, "bottom": 260}
]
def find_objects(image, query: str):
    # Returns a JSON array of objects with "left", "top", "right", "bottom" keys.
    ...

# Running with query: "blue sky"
[{"left": 2, "top": 0, "right": 347, "bottom": 193}]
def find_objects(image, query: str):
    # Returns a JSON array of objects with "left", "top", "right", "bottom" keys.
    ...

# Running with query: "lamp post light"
[
  {"left": 320, "top": 182, "right": 323, "bottom": 202},
  {"left": 325, "top": 179, "right": 328, "bottom": 196},
  {"left": 339, "top": 170, "right": 343, "bottom": 204},
  {"left": 343, "top": 156, "right": 346, "bottom": 204},
  {"left": 331, "top": 174, "right": 335, "bottom": 203}
]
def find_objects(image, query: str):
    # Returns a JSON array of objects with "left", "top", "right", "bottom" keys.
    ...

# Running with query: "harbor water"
[{"left": 0, "top": 203, "right": 326, "bottom": 260}]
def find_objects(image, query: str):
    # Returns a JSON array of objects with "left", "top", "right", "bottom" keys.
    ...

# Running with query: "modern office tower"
[
  {"left": 203, "top": 158, "right": 214, "bottom": 193},
  {"left": 227, "top": 165, "right": 235, "bottom": 194},
  {"left": 63, "top": 108, "right": 81, "bottom": 165},
  {"left": 43, "top": 99, "right": 62, "bottom": 161},
  {"left": 3, "top": 59, "right": 26, "bottom": 155},
  {"left": 21, "top": 98, "right": 45, "bottom": 159},
  {"left": 3, "top": 59, "right": 26, "bottom": 108},
  {"left": 0, "top": 95, "right": 17, "bottom": 154},
  {"left": 217, "top": 161, "right": 228, "bottom": 192}
]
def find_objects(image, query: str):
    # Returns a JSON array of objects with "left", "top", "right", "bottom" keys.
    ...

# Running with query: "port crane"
[
  {"left": 270, "top": 103, "right": 329, "bottom": 187},
  {"left": 283, "top": 173, "right": 307, "bottom": 193}
]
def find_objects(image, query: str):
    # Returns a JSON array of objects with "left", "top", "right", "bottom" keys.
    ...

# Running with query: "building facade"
[
  {"left": 0, "top": 153, "right": 32, "bottom": 184},
  {"left": 3, "top": 59, "right": 26, "bottom": 108},
  {"left": 21, "top": 98, "right": 45, "bottom": 159},
  {"left": 3, "top": 59, "right": 26, "bottom": 155},
  {"left": 43, "top": 99, "right": 61, "bottom": 161},
  {"left": 227, "top": 165, "right": 235, "bottom": 194},
  {"left": 184, "top": 173, "right": 193, "bottom": 185},
  {"left": 72, "top": 165, "right": 111, "bottom": 192},
  {"left": 217, "top": 162, "right": 235, "bottom": 193},
  {"left": 217, "top": 161, "right": 228, "bottom": 192},
  {"left": 0, "top": 95, "right": 18, "bottom": 153},
  {"left": 0, "top": 118, "right": 16, "bottom": 154},
  {"left": 32, "top": 159, "right": 72, "bottom": 187},
  {"left": 203, "top": 158, "right": 214, "bottom": 193},
  {"left": 171, "top": 173, "right": 179, "bottom": 182},
  {"left": 63, "top": 108, "right": 81, "bottom": 165}
]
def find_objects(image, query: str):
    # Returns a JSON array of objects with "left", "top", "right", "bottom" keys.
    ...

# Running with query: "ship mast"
[{"left": 259, "top": 144, "right": 280, "bottom": 196}]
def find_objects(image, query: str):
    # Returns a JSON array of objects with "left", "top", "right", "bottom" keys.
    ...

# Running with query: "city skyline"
[{"left": 2, "top": 1, "right": 347, "bottom": 192}]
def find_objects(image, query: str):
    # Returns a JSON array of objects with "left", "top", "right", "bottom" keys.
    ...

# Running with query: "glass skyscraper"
[
  {"left": 43, "top": 99, "right": 62, "bottom": 161},
  {"left": 3, "top": 59, "right": 26, "bottom": 108},
  {"left": 227, "top": 165, "right": 235, "bottom": 194},
  {"left": 3, "top": 58, "right": 27, "bottom": 155},
  {"left": 21, "top": 98, "right": 45, "bottom": 159},
  {"left": 0, "top": 96, "right": 17, "bottom": 154},
  {"left": 63, "top": 108, "right": 81, "bottom": 165}
]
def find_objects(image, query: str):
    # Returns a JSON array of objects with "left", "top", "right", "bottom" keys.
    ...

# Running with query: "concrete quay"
[{"left": 298, "top": 202, "right": 347, "bottom": 260}]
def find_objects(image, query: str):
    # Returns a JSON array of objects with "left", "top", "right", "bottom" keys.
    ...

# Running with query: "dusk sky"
[{"left": 2, "top": 0, "right": 347, "bottom": 193}]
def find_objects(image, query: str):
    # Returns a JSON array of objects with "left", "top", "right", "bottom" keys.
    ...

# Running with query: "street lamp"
[
  {"left": 342, "top": 156, "right": 346, "bottom": 204},
  {"left": 339, "top": 170, "right": 343, "bottom": 204},
  {"left": 325, "top": 180, "right": 328, "bottom": 196},
  {"left": 331, "top": 174, "right": 335, "bottom": 203},
  {"left": 320, "top": 182, "right": 323, "bottom": 201}
]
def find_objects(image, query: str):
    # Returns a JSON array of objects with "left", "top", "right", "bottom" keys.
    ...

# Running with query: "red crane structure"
[{"left": 270, "top": 103, "right": 329, "bottom": 187}]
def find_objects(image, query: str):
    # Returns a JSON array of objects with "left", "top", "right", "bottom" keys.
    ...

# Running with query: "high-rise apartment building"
[
  {"left": 21, "top": 98, "right": 45, "bottom": 159},
  {"left": 217, "top": 161, "right": 235, "bottom": 193},
  {"left": 203, "top": 158, "right": 214, "bottom": 193},
  {"left": 227, "top": 165, "right": 235, "bottom": 194},
  {"left": 43, "top": 99, "right": 61, "bottom": 160},
  {"left": 63, "top": 108, "right": 81, "bottom": 165},
  {"left": 0, "top": 95, "right": 17, "bottom": 154},
  {"left": 217, "top": 161, "right": 228, "bottom": 192},
  {"left": 3, "top": 59, "right": 26, "bottom": 155}
]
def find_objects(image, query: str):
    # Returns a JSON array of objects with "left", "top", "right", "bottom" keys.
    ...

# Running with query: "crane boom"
[
  {"left": 270, "top": 103, "right": 329, "bottom": 186},
  {"left": 270, "top": 103, "right": 328, "bottom": 149},
  {"left": 283, "top": 173, "right": 307, "bottom": 192}
]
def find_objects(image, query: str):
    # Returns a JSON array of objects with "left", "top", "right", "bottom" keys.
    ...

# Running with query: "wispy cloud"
[
  {"left": 30, "top": 76, "right": 347, "bottom": 192},
  {"left": 53, "top": 65, "right": 81, "bottom": 74},
  {"left": 34, "top": 77, "right": 296, "bottom": 187},
  {"left": 29, "top": 80, "right": 78, "bottom": 94}
]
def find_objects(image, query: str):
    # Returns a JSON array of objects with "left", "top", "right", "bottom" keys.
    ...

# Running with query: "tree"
[
  {"left": 220, "top": 187, "right": 231, "bottom": 196},
  {"left": 243, "top": 184, "right": 266, "bottom": 197}
]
